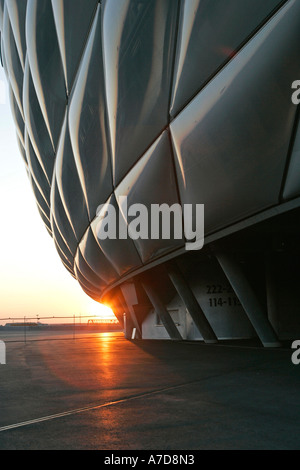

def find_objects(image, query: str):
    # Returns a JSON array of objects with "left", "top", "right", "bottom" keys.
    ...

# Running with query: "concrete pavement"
[{"left": 0, "top": 332, "right": 299, "bottom": 450}]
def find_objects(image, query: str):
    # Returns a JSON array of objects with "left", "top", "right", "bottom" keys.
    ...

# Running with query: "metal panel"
[
  {"left": 78, "top": 227, "right": 118, "bottom": 286},
  {"left": 102, "top": 0, "right": 179, "bottom": 185},
  {"left": 25, "top": 0, "right": 66, "bottom": 150},
  {"left": 171, "top": 0, "right": 286, "bottom": 116},
  {"left": 91, "top": 193, "right": 142, "bottom": 276},
  {"left": 2, "top": 4, "right": 24, "bottom": 117},
  {"left": 29, "top": 175, "right": 50, "bottom": 223},
  {"left": 50, "top": 178, "right": 77, "bottom": 256},
  {"left": 68, "top": 5, "right": 112, "bottom": 221},
  {"left": 0, "top": 0, "right": 4, "bottom": 31},
  {"left": 8, "top": 84, "right": 24, "bottom": 148},
  {"left": 115, "top": 131, "right": 184, "bottom": 263},
  {"left": 22, "top": 57, "right": 55, "bottom": 185},
  {"left": 5, "top": 0, "right": 27, "bottom": 70},
  {"left": 51, "top": 0, "right": 98, "bottom": 94},
  {"left": 16, "top": 134, "right": 27, "bottom": 165},
  {"left": 25, "top": 131, "right": 50, "bottom": 207},
  {"left": 51, "top": 218, "right": 74, "bottom": 269},
  {"left": 170, "top": 0, "right": 300, "bottom": 236},
  {"left": 36, "top": 205, "right": 51, "bottom": 235},
  {"left": 75, "top": 249, "right": 107, "bottom": 292},
  {"left": 54, "top": 113, "right": 89, "bottom": 242},
  {"left": 74, "top": 263, "right": 101, "bottom": 298}
]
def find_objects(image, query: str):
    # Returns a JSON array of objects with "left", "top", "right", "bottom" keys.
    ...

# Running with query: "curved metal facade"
[{"left": 1, "top": 0, "right": 300, "bottom": 343}]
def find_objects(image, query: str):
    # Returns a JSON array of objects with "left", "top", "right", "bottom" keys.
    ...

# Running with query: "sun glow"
[{"left": 88, "top": 299, "right": 116, "bottom": 321}]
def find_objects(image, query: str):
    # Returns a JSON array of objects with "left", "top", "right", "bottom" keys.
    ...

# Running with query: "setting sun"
[{"left": 88, "top": 299, "right": 116, "bottom": 321}]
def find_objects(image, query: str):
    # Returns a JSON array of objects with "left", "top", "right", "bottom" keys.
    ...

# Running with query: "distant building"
[{"left": 1, "top": 1, "right": 300, "bottom": 344}]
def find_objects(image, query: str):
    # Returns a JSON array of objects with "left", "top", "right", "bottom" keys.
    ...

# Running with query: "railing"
[{"left": 0, "top": 315, "right": 122, "bottom": 343}]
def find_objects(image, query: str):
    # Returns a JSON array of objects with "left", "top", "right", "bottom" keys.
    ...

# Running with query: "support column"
[
  {"left": 114, "top": 289, "right": 134, "bottom": 339},
  {"left": 166, "top": 261, "right": 218, "bottom": 343},
  {"left": 215, "top": 251, "right": 281, "bottom": 347},
  {"left": 123, "top": 311, "right": 135, "bottom": 340},
  {"left": 120, "top": 283, "right": 142, "bottom": 339},
  {"left": 142, "top": 279, "right": 183, "bottom": 340},
  {"left": 265, "top": 253, "right": 279, "bottom": 335}
]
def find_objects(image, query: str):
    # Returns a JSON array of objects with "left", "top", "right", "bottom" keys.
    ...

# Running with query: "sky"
[{"left": 0, "top": 67, "right": 115, "bottom": 325}]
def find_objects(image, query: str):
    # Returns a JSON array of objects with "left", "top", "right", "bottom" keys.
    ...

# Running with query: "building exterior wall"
[{"left": 1, "top": 0, "right": 300, "bottom": 344}]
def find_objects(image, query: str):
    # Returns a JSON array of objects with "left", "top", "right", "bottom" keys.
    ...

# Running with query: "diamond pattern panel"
[
  {"left": 1, "top": 0, "right": 299, "bottom": 301},
  {"left": 170, "top": 0, "right": 300, "bottom": 235},
  {"left": 68, "top": 5, "right": 113, "bottom": 221},
  {"left": 170, "top": 0, "right": 287, "bottom": 117}
]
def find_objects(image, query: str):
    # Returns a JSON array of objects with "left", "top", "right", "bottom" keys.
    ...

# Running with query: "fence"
[{"left": 0, "top": 315, "right": 122, "bottom": 343}]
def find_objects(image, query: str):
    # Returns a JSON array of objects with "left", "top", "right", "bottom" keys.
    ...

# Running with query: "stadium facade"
[{"left": 1, "top": 0, "right": 300, "bottom": 345}]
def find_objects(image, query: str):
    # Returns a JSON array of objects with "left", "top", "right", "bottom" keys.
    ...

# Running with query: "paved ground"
[{"left": 0, "top": 331, "right": 299, "bottom": 450}]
